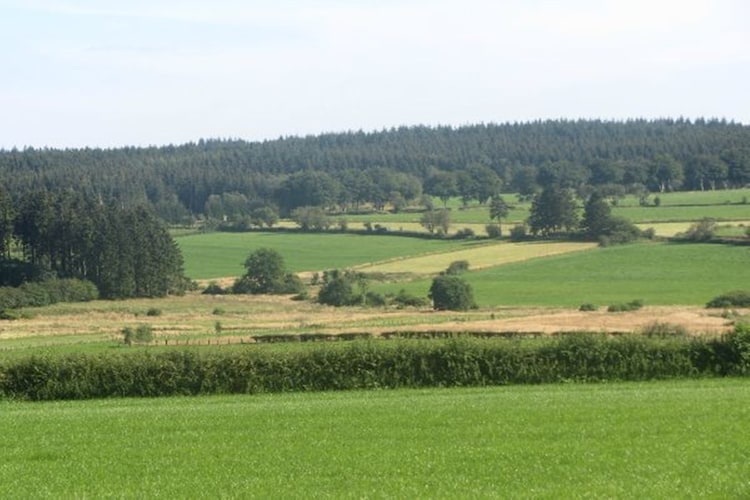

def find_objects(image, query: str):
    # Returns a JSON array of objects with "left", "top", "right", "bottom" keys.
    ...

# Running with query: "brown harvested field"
[{"left": 0, "top": 293, "right": 741, "bottom": 352}]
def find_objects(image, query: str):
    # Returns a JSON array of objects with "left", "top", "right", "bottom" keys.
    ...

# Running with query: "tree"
[
  {"left": 420, "top": 209, "right": 451, "bottom": 235},
  {"left": 317, "top": 270, "right": 358, "bottom": 306},
  {"left": 424, "top": 171, "right": 458, "bottom": 208},
  {"left": 457, "top": 163, "right": 502, "bottom": 205},
  {"left": 581, "top": 191, "right": 612, "bottom": 238},
  {"left": 489, "top": 195, "right": 510, "bottom": 234},
  {"left": 233, "top": 248, "right": 303, "bottom": 294},
  {"left": 249, "top": 205, "right": 279, "bottom": 228},
  {"left": 0, "top": 188, "right": 15, "bottom": 259},
  {"left": 428, "top": 275, "right": 477, "bottom": 311},
  {"left": 291, "top": 206, "right": 331, "bottom": 231},
  {"left": 649, "top": 154, "right": 684, "bottom": 192},
  {"left": 527, "top": 186, "right": 579, "bottom": 236}
]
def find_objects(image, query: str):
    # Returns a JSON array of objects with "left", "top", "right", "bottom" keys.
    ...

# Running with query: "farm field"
[
  {"left": 375, "top": 242, "right": 750, "bottom": 307},
  {"left": 1, "top": 379, "right": 748, "bottom": 498},
  {"left": 177, "top": 232, "right": 477, "bottom": 279},
  {"left": 3, "top": 237, "right": 748, "bottom": 357}
]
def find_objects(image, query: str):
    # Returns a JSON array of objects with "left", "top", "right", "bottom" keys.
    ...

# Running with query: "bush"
[
  {"left": 678, "top": 218, "right": 717, "bottom": 242},
  {"left": 485, "top": 224, "right": 502, "bottom": 239},
  {"left": 317, "top": 270, "right": 362, "bottom": 307},
  {"left": 364, "top": 291, "right": 386, "bottom": 307},
  {"left": 4, "top": 332, "right": 750, "bottom": 401},
  {"left": 202, "top": 282, "right": 226, "bottom": 295},
  {"left": 640, "top": 321, "right": 688, "bottom": 337},
  {"left": 429, "top": 275, "right": 477, "bottom": 311},
  {"left": 0, "top": 278, "right": 99, "bottom": 312},
  {"left": 454, "top": 228, "right": 475, "bottom": 239},
  {"left": 391, "top": 289, "right": 429, "bottom": 308},
  {"left": 706, "top": 290, "right": 750, "bottom": 308},
  {"left": 607, "top": 300, "right": 644, "bottom": 312},
  {"left": 509, "top": 224, "right": 527, "bottom": 241},
  {"left": 122, "top": 324, "right": 154, "bottom": 346},
  {"left": 579, "top": 303, "right": 598, "bottom": 311}
]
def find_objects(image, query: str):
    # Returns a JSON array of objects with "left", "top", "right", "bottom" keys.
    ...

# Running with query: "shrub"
[
  {"left": 122, "top": 324, "right": 154, "bottom": 346},
  {"left": 445, "top": 260, "right": 470, "bottom": 275},
  {"left": 607, "top": 300, "right": 644, "bottom": 312},
  {"left": 454, "top": 228, "right": 475, "bottom": 239},
  {"left": 429, "top": 275, "right": 477, "bottom": 311},
  {"left": 640, "top": 321, "right": 688, "bottom": 337},
  {"left": 391, "top": 289, "right": 429, "bottom": 308},
  {"left": 678, "top": 218, "right": 717, "bottom": 242},
  {"left": 706, "top": 290, "right": 750, "bottom": 308},
  {"left": 317, "top": 270, "right": 362, "bottom": 307},
  {"left": 364, "top": 291, "right": 386, "bottom": 307},
  {"left": 146, "top": 308, "right": 162, "bottom": 317},
  {"left": 202, "top": 282, "right": 226, "bottom": 295},
  {"left": 509, "top": 224, "right": 527, "bottom": 241},
  {"left": 579, "top": 303, "right": 598, "bottom": 311},
  {"left": 4, "top": 332, "right": 750, "bottom": 401},
  {"left": 485, "top": 223, "right": 502, "bottom": 239}
]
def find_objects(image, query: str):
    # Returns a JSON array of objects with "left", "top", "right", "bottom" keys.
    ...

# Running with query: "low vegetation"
[
  {"left": 2, "top": 325, "right": 748, "bottom": 401},
  {"left": 0, "top": 379, "right": 747, "bottom": 497}
]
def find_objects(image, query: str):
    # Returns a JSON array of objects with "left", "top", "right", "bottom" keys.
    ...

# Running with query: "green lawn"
[
  {"left": 177, "top": 232, "right": 478, "bottom": 279},
  {"left": 1, "top": 379, "right": 748, "bottom": 498},
  {"left": 377, "top": 242, "right": 750, "bottom": 307}
]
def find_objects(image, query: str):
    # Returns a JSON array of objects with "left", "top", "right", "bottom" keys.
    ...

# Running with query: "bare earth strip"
[{"left": 354, "top": 241, "right": 597, "bottom": 274}]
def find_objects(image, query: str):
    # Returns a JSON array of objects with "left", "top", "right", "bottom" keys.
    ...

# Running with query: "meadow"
[
  {"left": 178, "top": 232, "right": 477, "bottom": 279},
  {"left": 1, "top": 379, "right": 748, "bottom": 498},
  {"left": 374, "top": 242, "right": 750, "bottom": 307}
]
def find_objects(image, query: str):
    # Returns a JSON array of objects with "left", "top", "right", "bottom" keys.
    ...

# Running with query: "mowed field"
[{"left": 1, "top": 379, "right": 748, "bottom": 498}]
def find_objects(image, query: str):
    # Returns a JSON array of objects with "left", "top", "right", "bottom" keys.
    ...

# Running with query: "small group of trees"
[
  {"left": 523, "top": 186, "right": 642, "bottom": 245},
  {"left": 0, "top": 189, "right": 187, "bottom": 300}
]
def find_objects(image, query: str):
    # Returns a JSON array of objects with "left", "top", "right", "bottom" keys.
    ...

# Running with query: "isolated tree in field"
[
  {"left": 429, "top": 275, "right": 477, "bottom": 311},
  {"left": 233, "top": 248, "right": 303, "bottom": 294},
  {"left": 527, "top": 186, "right": 579, "bottom": 236},
  {"left": 581, "top": 191, "right": 612, "bottom": 238},
  {"left": 291, "top": 206, "right": 331, "bottom": 231},
  {"left": 489, "top": 195, "right": 510, "bottom": 233},
  {"left": 420, "top": 209, "right": 451, "bottom": 235}
]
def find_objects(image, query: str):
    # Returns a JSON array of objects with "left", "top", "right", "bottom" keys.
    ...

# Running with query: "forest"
[{"left": 1, "top": 118, "right": 749, "bottom": 224}]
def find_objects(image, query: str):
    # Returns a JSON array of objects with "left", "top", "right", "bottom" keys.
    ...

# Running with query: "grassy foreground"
[{"left": 1, "top": 379, "right": 748, "bottom": 498}]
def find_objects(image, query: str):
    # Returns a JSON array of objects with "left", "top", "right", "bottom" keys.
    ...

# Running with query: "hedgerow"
[{"left": 2, "top": 326, "right": 748, "bottom": 401}]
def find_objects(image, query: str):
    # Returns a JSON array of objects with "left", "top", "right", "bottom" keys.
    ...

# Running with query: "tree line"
[
  {"left": 0, "top": 189, "right": 186, "bottom": 299},
  {"left": 1, "top": 119, "right": 749, "bottom": 224}
]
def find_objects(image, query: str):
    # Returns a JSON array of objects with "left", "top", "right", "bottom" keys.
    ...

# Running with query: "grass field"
[
  {"left": 376, "top": 242, "right": 750, "bottom": 307},
  {"left": 1, "top": 379, "right": 748, "bottom": 498},
  {"left": 177, "top": 232, "right": 477, "bottom": 279}
]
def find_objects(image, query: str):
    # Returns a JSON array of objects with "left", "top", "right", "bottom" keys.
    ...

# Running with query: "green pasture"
[
  {"left": 612, "top": 203, "right": 750, "bottom": 223},
  {"left": 177, "top": 232, "right": 477, "bottom": 279},
  {"left": 1, "top": 379, "right": 748, "bottom": 498},
  {"left": 615, "top": 188, "right": 750, "bottom": 207},
  {"left": 377, "top": 242, "right": 750, "bottom": 307}
]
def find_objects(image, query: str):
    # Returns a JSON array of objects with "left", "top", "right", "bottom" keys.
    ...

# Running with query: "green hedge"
[
  {"left": 0, "top": 278, "right": 99, "bottom": 312},
  {"left": 2, "top": 326, "right": 748, "bottom": 401}
]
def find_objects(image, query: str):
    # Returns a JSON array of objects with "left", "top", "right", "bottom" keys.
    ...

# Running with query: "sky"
[{"left": 1, "top": 0, "right": 749, "bottom": 149}]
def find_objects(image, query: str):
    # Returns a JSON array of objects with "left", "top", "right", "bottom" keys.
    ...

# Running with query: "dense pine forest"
[{"left": 1, "top": 119, "right": 749, "bottom": 224}]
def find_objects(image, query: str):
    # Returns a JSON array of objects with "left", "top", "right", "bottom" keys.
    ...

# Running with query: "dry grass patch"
[{"left": 356, "top": 241, "right": 597, "bottom": 274}]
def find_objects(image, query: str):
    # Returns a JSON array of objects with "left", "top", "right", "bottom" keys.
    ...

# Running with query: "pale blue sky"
[{"left": 1, "top": 0, "right": 748, "bottom": 149}]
